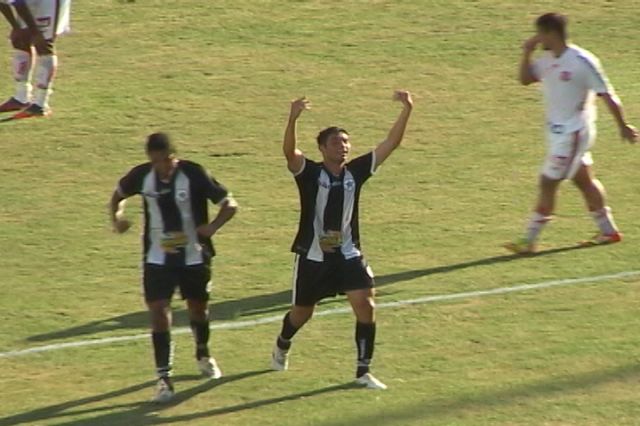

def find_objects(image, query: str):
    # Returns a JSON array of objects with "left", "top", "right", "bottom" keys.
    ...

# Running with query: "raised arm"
[
  {"left": 283, "top": 97, "right": 310, "bottom": 174},
  {"left": 0, "top": 3, "right": 19, "bottom": 29},
  {"left": 373, "top": 90, "right": 413, "bottom": 168},
  {"left": 519, "top": 35, "right": 540, "bottom": 86},
  {"left": 600, "top": 93, "right": 638, "bottom": 144}
]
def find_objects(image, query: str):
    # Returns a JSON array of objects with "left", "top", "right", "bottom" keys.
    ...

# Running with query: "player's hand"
[
  {"left": 196, "top": 224, "right": 217, "bottom": 238},
  {"left": 393, "top": 90, "right": 413, "bottom": 109},
  {"left": 112, "top": 218, "right": 131, "bottom": 234},
  {"left": 9, "top": 28, "right": 31, "bottom": 48},
  {"left": 522, "top": 35, "right": 541, "bottom": 53},
  {"left": 620, "top": 124, "right": 638, "bottom": 144},
  {"left": 31, "top": 31, "right": 48, "bottom": 54},
  {"left": 289, "top": 97, "right": 311, "bottom": 121}
]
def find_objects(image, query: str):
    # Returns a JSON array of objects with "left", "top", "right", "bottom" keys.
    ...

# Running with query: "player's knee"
[
  {"left": 290, "top": 306, "right": 314, "bottom": 325},
  {"left": 35, "top": 40, "right": 54, "bottom": 56}
]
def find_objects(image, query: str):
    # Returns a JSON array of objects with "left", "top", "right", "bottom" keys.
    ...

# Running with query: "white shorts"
[
  {"left": 16, "top": 0, "right": 71, "bottom": 40},
  {"left": 541, "top": 125, "right": 595, "bottom": 180}
]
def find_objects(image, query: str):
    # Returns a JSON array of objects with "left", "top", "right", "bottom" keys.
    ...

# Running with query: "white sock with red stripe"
[
  {"left": 525, "top": 211, "right": 552, "bottom": 244},
  {"left": 12, "top": 50, "right": 33, "bottom": 103},
  {"left": 33, "top": 54, "right": 58, "bottom": 109},
  {"left": 591, "top": 206, "right": 618, "bottom": 236}
]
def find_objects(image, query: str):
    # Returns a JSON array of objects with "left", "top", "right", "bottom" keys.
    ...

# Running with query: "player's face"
[
  {"left": 537, "top": 29, "right": 557, "bottom": 50},
  {"left": 148, "top": 150, "right": 177, "bottom": 179},
  {"left": 320, "top": 132, "right": 351, "bottom": 164}
]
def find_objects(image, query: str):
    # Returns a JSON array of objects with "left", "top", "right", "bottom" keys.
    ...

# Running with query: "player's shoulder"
[
  {"left": 569, "top": 44, "right": 601, "bottom": 64},
  {"left": 127, "top": 162, "right": 152, "bottom": 176},
  {"left": 178, "top": 159, "right": 205, "bottom": 172}
]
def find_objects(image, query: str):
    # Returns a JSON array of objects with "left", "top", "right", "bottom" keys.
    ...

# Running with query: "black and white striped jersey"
[
  {"left": 291, "top": 152, "right": 377, "bottom": 262},
  {"left": 117, "top": 160, "right": 229, "bottom": 267}
]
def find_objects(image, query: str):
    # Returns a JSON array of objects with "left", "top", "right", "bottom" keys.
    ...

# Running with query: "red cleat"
[
  {"left": 579, "top": 232, "right": 623, "bottom": 247},
  {"left": 0, "top": 97, "right": 30, "bottom": 113},
  {"left": 11, "top": 104, "right": 51, "bottom": 120}
]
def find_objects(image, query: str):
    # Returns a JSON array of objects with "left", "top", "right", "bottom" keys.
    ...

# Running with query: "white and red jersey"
[{"left": 532, "top": 44, "right": 613, "bottom": 132}]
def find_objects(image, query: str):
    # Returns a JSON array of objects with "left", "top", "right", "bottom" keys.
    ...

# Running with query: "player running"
[
  {"left": 109, "top": 133, "right": 238, "bottom": 403},
  {"left": 270, "top": 91, "right": 414, "bottom": 390},
  {"left": 0, "top": 0, "right": 71, "bottom": 119},
  {"left": 506, "top": 13, "right": 637, "bottom": 254}
]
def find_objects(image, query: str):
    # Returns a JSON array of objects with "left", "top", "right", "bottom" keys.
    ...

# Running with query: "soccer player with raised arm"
[
  {"left": 506, "top": 13, "right": 638, "bottom": 254},
  {"left": 0, "top": 0, "right": 71, "bottom": 119},
  {"left": 271, "top": 91, "right": 413, "bottom": 390},
  {"left": 109, "top": 133, "right": 238, "bottom": 403}
]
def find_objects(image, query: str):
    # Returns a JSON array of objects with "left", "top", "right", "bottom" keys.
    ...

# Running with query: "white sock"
[
  {"left": 525, "top": 211, "right": 552, "bottom": 243},
  {"left": 591, "top": 206, "right": 618, "bottom": 235},
  {"left": 12, "top": 50, "right": 33, "bottom": 103},
  {"left": 33, "top": 54, "right": 58, "bottom": 109}
]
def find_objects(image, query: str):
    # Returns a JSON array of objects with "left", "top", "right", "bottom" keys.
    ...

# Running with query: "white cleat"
[
  {"left": 151, "top": 378, "right": 175, "bottom": 403},
  {"left": 355, "top": 373, "right": 388, "bottom": 390},
  {"left": 197, "top": 357, "right": 222, "bottom": 379},
  {"left": 271, "top": 344, "right": 290, "bottom": 371}
]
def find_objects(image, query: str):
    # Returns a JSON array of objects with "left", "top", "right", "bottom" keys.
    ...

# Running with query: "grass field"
[{"left": 1, "top": 1, "right": 639, "bottom": 424}]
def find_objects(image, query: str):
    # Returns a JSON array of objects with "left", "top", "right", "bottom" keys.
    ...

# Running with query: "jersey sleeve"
[
  {"left": 293, "top": 157, "right": 319, "bottom": 183},
  {"left": 347, "top": 152, "right": 376, "bottom": 184},
  {"left": 116, "top": 164, "right": 149, "bottom": 198},
  {"left": 194, "top": 166, "right": 229, "bottom": 205},
  {"left": 579, "top": 55, "right": 611, "bottom": 95}
]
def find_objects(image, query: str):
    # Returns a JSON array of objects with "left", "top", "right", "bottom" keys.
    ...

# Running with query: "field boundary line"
[{"left": 1, "top": 270, "right": 638, "bottom": 359}]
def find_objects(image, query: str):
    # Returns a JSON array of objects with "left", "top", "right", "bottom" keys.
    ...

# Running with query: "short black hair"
[
  {"left": 536, "top": 13, "right": 568, "bottom": 40},
  {"left": 146, "top": 132, "right": 176, "bottom": 154},
  {"left": 316, "top": 126, "right": 349, "bottom": 146}
]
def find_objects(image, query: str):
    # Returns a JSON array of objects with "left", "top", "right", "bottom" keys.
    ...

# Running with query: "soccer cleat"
[
  {"left": 197, "top": 356, "right": 222, "bottom": 379},
  {"left": 271, "top": 343, "right": 290, "bottom": 371},
  {"left": 580, "top": 232, "right": 622, "bottom": 247},
  {"left": 151, "top": 377, "right": 175, "bottom": 404},
  {"left": 0, "top": 97, "right": 29, "bottom": 113},
  {"left": 504, "top": 238, "right": 536, "bottom": 255},
  {"left": 11, "top": 104, "right": 51, "bottom": 120},
  {"left": 355, "top": 373, "right": 388, "bottom": 390}
]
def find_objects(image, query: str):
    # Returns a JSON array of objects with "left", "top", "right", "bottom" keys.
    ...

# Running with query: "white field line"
[{"left": 1, "top": 270, "right": 638, "bottom": 359}]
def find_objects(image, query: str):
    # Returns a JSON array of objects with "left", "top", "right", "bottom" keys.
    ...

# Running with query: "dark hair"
[
  {"left": 316, "top": 126, "right": 349, "bottom": 146},
  {"left": 536, "top": 13, "right": 568, "bottom": 40},
  {"left": 146, "top": 132, "right": 176, "bottom": 154}
]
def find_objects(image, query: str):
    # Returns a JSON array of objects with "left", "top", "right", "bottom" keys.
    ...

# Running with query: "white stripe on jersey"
[
  {"left": 174, "top": 171, "right": 203, "bottom": 266},
  {"left": 142, "top": 171, "right": 166, "bottom": 265},
  {"left": 307, "top": 170, "right": 330, "bottom": 262},
  {"left": 340, "top": 169, "right": 361, "bottom": 260}
]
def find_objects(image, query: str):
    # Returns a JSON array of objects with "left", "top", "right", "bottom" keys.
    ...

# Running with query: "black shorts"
[
  {"left": 292, "top": 254, "right": 374, "bottom": 306},
  {"left": 143, "top": 263, "right": 211, "bottom": 303}
]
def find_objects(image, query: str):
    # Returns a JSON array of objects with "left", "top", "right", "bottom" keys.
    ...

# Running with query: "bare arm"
[
  {"left": 0, "top": 3, "right": 19, "bottom": 29},
  {"left": 373, "top": 90, "right": 413, "bottom": 168},
  {"left": 12, "top": 1, "right": 38, "bottom": 33},
  {"left": 196, "top": 198, "right": 238, "bottom": 238},
  {"left": 519, "top": 36, "right": 540, "bottom": 86},
  {"left": 283, "top": 97, "right": 310, "bottom": 174},
  {"left": 109, "top": 190, "right": 132, "bottom": 233},
  {"left": 600, "top": 93, "right": 638, "bottom": 144}
]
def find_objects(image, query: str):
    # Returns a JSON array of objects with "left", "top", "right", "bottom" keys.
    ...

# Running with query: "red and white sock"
[
  {"left": 525, "top": 211, "right": 552, "bottom": 244},
  {"left": 12, "top": 49, "right": 33, "bottom": 103},
  {"left": 591, "top": 206, "right": 618, "bottom": 236},
  {"left": 33, "top": 54, "right": 58, "bottom": 109}
]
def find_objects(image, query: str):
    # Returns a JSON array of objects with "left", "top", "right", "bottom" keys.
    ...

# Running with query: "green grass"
[{"left": 1, "top": 0, "right": 639, "bottom": 424}]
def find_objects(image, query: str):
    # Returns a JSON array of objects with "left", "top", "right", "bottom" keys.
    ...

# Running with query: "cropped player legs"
[
  {"left": 524, "top": 174, "right": 561, "bottom": 244},
  {"left": 10, "top": 31, "right": 33, "bottom": 104},
  {"left": 32, "top": 39, "right": 57, "bottom": 111},
  {"left": 186, "top": 298, "right": 211, "bottom": 359},
  {"left": 147, "top": 299, "right": 173, "bottom": 379},
  {"left": 346, "top": 288, "right": 377, "bottom": 378},
  {"left": 572, "top": 164, "right": 619, "bottom": 236}
]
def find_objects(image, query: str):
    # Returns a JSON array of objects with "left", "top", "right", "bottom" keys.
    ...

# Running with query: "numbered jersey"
[{"left": 117, "top": 160, "right": 229, "bottom": 266}]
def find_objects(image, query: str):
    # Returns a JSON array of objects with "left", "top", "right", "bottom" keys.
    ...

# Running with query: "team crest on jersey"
[
  {"left": 176, "top": 190, "right": 189, "bottom": 202},
  {"left": 560, "top": 71, "right": 572, "bottom": 81},
  {"left": 344, "top": 179, "right": 356, "bottom": 192}
]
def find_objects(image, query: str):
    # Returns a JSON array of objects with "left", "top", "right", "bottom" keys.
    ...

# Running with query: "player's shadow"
[
  {"left": 318, "top": 362, "right": 640, "bottom": 426},
  {"left": 0, "top": 369, "right": 271, "bottom": 426},
  {"left": 25, "top": 244, "right": 593, "bottom": 343}
]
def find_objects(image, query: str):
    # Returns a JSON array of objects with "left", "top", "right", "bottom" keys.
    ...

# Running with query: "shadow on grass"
[
  {"left": 26, "top": 244, "right": 593, "bottom": 343},
  {"left": 319, "top": 363, "right": 640, "bottom": 426},
  {"left": 0, "top": 369, "right": 271, "bottom": 426}
]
